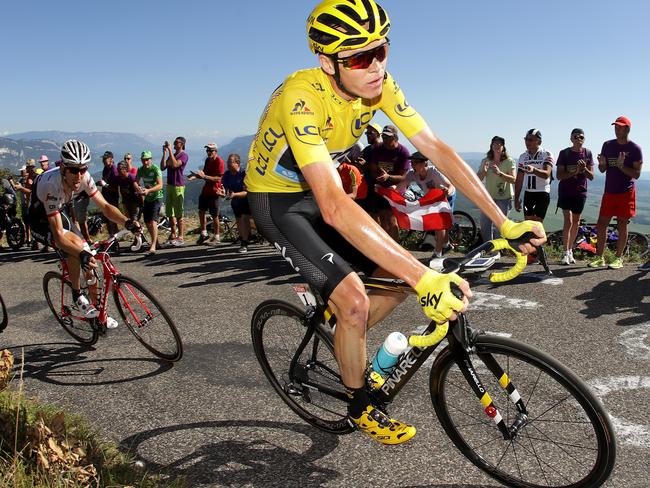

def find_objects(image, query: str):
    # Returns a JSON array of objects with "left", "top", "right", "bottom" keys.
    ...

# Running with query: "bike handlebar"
[{"left": 407, "top": 234, "right": 535, "bottom": 348}]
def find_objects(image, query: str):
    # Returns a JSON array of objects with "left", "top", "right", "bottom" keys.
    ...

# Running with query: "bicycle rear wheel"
[
  {"left": 430, "top": 335, "right": 616, "bottom": 488},
  {"left": 0, "top": 293, "right": 7, "bottom": 332},
  {"left": 251, "top": 300, "right": 353, "bottom": 434},
  {"left": 43, "top": 271, "right": 98, "bottom": 345},
  {"left": 449, "top": 211, "right": 477, "bottom": 249},
  {"left": 113, "top": 276, "right": 182, "bottom": 362}
]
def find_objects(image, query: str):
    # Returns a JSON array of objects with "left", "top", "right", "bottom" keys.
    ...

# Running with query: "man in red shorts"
[{"left": 589, "top": 116, "right": 643, "bottom": 269}]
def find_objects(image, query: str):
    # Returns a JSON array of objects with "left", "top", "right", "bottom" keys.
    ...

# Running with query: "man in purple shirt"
[
  {"left": 556, "top": 128, "right": 594, "bottom": 265},
  {"left": 160, "top": 136, "right": 189, "bottom": 247},
  {"left": 370, "top": 125, "right": 411, "bottom": 239},
  {"left": 589, "top": 116, "right": 643, "bottom": 269}
]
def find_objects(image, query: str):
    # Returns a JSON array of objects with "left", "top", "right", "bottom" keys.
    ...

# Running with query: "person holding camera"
[{"left": 160, "top": 137, "right": 189, "bottom": 247}]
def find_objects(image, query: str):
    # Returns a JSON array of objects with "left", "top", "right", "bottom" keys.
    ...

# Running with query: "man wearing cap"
[
  {"left": 192, "top": 142, "right": 225, "bottom": 245},
  {"left": 360, "top": 122, "right": 382, "bottom": 165},
  {"left": 556, "top": 129, "right": 594, "bottom": 265},
  {"left": 160, "top": 136, "right": 189, "bottom": 247},
  {"left": 370, "top": 124, "right": 411, "bottom": 239},
  {"left": 514, "top": 129, "right": 554, "bottom": 221},
  {"left": 589, "top": 116, "right": 643, "bottom": 269},
  {"left": 39, "top": 155, "right": 50, "bottom": 173},
  {"left": 135, "top": 151, "right": 164, "bottom": 256}
]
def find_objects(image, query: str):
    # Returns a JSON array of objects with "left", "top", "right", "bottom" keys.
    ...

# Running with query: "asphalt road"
[{"left": 1, "top": 243, "right": 649, "bottom": 488}]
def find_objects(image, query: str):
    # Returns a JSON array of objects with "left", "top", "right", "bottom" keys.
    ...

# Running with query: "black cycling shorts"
[
  {"left": 248, "top": 191, "right": 378, "bottom": 302},
  {"left": 557, "top": 194, "right": 586, "bottom": 215},
  {"left": 523, "top": 192, "right": 550, "bottom": 220}
]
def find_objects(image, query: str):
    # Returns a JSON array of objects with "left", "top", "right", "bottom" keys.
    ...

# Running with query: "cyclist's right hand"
[
  {"left": 500, "top": 218, "right": 546, "bottom": 254},
  {"left": 79, "top": 250, "right": 97, "bottom": 272},
  {"left": 414, "top": 269, "right": 470, "bottom": 324}
]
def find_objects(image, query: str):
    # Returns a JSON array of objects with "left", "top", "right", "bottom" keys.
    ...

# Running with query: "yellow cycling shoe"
[{"left": 349, "top": 405, "right": 416, "bottom": 445}]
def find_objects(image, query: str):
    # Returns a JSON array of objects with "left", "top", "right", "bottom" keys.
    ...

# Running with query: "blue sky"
[{"left": 3, "top": 0, "right": 648, "bottom": 163}]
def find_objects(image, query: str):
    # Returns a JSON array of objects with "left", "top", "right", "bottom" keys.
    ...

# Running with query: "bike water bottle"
[{"left": 371, "top": 332, "right": 408, "bottom": 376}]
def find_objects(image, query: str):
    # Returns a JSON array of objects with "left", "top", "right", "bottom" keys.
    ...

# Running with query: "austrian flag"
[{"left": 376, "top": 187, "right": 452, "bottom": 231}]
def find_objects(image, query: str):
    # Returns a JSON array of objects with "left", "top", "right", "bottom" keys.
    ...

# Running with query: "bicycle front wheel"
[
  {"left": 113, "top": 276, "right": 182, "bottom": 362},
  {"left": 7, "top": 218, "right": 25, "bottom": 250},
  {"left": 430, "top": 335, "right": 616, "bottom": 488},
  {"left": 43, "top": 271, "right": 98, "bottom": 345},
  {"left": 449, "top": 210, "right": 477, "bottom": 249},
  {"left": 625, "top": 231, "right": 650, "bottom": 258},
  {"left": 251, "top": 300, "right": 353, "bottom": 434}
]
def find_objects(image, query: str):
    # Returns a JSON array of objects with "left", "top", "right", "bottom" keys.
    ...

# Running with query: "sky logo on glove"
[{"left": 420, "top": 291, "right": 443, "bottom": 309}]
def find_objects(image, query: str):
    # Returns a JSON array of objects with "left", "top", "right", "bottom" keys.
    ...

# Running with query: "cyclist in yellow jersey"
[{"left": 246, "top": 0, "right": 546, "bottom": 445}]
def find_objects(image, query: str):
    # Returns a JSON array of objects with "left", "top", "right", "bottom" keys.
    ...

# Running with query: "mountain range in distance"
[{"left": 1, "top": 130, "right": 648, "bottom": 230}]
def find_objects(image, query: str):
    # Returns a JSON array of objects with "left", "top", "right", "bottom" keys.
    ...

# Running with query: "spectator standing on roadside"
[
  {"left": 135, "top": 151, "right": 164, "bottom": 256},
  {"left": 514, "top": 129, "right": 554, "bottom": 263},
  {"left": 556, "top": 128, "right": 594, "bottom": 265},
  {"left": 97, "top": 151, "right": 120, "bottom": 235},
  {"left": 38, "top": 155, "right": 50, "bottom": 172},
  {"left": 193, "top": 142, "right": 224, "bottom": 245},
  {"left": 123, "top": 153, "right": 138, "bottom": 177},
  {"left": 371, "top": 124, "right": 411, "bottom": 239},
  {"left": 360, "top": 122, "right": 382, "bottom": 164},
  {"left": 588, "top": 116, "right": 643, "bottom": 270},
  {"left": 477, "top": 136, "right": 516, "bottom": 245},
  {"left": 160, "top": 137, "right": 189, "bottom": 247},
  {"left": 117, "top": 160, "right": 141, "bottom": 222},
  {"left": 8, "top": 164, "right": 34, "bottom": 246},
  {"left": 221, "top": 153, "right": 252, "bottom": 253}
]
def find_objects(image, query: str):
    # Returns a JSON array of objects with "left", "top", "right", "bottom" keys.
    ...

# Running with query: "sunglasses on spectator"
[
  {"left": 572, "top": 134, "right": 585, "bottom": 139},
  {"left": 524, "top": 137, "right": 539, "bottom": 142},
  {"left": 66, "top": 166, "right": 88, "bottom": 175},
  {"left": 336, "top": 41, "right": 389, "bottom": 70},
  {"left": 206, "top": 149, "right": 216, "bottom": 153}
]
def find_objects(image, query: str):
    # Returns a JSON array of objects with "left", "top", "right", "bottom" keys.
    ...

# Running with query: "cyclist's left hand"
[
  {"left": 500, "top": 218, "right": 546, "bottom": 254},
  {"left": 414, "top": 269, "right": 471, "bottom": 324}
]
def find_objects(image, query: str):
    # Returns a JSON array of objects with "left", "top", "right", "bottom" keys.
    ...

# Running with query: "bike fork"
[{"left": 457, "top": 351, "right": 528, "bottom": 440}]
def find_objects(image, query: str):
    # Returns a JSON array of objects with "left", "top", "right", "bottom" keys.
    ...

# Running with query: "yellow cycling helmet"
[{"left": 307, "top": 0, "right": 390, "bottom": 55}]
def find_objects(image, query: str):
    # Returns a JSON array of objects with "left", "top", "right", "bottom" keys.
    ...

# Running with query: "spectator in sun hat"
[
  {"left": 135, "top": 150, "right": 164, "bottom": 256},
  {"left": 588, "top": 116, "right": 643, "bottom": 270},
  {"left": 38, "top": 155, "right": 50, "bottom": 172},
  {"left": 556, "top": 128, "right": 594, "bottom": 265}
]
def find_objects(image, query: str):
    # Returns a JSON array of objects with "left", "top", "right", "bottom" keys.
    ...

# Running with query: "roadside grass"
[{"left": 0, "top": 350, "right": 185, "bottom": 488}]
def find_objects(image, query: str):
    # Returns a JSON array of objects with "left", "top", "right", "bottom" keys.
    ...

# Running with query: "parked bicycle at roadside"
[
  {"left": 251, "top": 235, "right": 616, "bottom": 488},
  {"left": 43, "top": 229, "right": 183, "bottom": 362}
]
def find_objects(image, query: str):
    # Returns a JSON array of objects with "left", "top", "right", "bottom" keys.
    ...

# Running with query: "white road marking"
[
  {"left": 588, "top": 375, "right": 650, "bottom": 449},
  {"left": 470, "top": 292, "right": 539, "bottom": 310},
  {"left": 618, "top": 323, "right": 650, "bottom": 360}
]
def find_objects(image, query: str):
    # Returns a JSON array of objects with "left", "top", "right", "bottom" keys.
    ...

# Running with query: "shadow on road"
[
  {"left": 121, "top": 419, "right": 341, "bottom": 487},
  {"left": 5, "top": 342, "right": 174, "bottom": 385},
  {"left": 131, "top": 246, "right": 300, "bottom": 289},
  {"left": 576, "top": 270, "right": 650, "bottom": 326}
]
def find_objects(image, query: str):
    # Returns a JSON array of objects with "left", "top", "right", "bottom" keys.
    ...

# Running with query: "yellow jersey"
[{"left": 245, "top": 68, "right": 426, "bottom": 193}]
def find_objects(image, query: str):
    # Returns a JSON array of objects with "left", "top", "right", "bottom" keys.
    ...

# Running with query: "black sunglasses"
[
  {"left": 336, "top": 41, "right": 390, "bottom": 70},
  {"left": 66, "top": 166, "right": 88, "bottom": 175}
]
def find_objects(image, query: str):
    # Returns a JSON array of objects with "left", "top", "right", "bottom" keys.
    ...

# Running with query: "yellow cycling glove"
[
  {"left": 500, "top": 219, "right": 546, "bottom": 241},
  {"left": 414, "top": 269, "right": 465, "bottom": 324}
]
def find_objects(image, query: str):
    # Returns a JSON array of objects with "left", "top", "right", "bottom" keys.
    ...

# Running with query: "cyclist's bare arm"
[
  {"left": 47, "top": 213, "right": 85, "bottom": 256},
  {"left": 91, "top": 191, "right": 130, "bottom": 228},
  {"left": 301, "top": 161, "right": 469, "bottom": 303},
  {"left": 409, "top": 127, "right": 545, "bottom": 251}
]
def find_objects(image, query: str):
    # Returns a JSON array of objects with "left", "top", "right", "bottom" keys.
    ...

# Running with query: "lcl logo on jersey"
[
  {"left": 351, "top": 110, "right": 376, "bottom": 138},
  {"left": 293, "top": 125, "right": 322, "bottom": 146},
  {"left": 394, "top": 99, "right": 416, "bottom": 118}
]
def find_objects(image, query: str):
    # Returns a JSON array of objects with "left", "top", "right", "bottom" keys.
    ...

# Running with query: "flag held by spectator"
[{"left": 377, "top": 187, "right": 452, "bottom": 231}]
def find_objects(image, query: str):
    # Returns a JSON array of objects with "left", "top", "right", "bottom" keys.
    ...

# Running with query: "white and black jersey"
[
  {"left": 33, "top": 168, "right": 98, "bottom": 218},
  {"left": 517, "top": 149, "right": 554, "bottom": 193}
]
